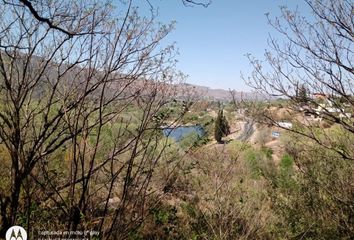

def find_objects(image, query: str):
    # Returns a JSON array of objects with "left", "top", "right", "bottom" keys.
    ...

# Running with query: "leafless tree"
[
  {"left": 245, "top": 0, "right": 354, "bottom": 237},
  {"left": 0, "top": 0, "right": 188, "bottom": 238},
  {"left": 246, "top": 0, "right": 354, "bottom": 160}
]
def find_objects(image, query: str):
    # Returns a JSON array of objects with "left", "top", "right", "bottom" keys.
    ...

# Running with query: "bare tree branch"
[
  {"left": 182, "top": 0, "right": 211, "bottom": 7},
  {"left": 17, "top": 0, "right": 74, "bottom": 36}
]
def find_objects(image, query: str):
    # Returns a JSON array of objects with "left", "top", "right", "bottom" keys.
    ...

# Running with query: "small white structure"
[
  {"left": 271, "top": 131, "right": 280, "bottom": 138},
  {"left": 314, "top": 102, "right": 351, "bottom": 120},
  {"left": 339, "top": 112, "right": 352, "bottom": 120},
  {"left": 314, "top": 100, "right": 341, "bottom": 114},
  {"left": 277, "top": 121, "right": 293, "bottom": 129}
]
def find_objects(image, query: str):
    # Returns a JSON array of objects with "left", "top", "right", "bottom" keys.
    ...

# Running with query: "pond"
[{"left": 162, "top": 125, "right": 205, "bottom": 142}]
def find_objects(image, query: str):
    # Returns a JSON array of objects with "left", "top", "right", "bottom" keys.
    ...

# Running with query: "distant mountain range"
[
  {"left": 6, "top": 50, "right": 264, "bottom": 102},
  {"left": 183, "top": 83, "right": 267, "bottom": 101}
]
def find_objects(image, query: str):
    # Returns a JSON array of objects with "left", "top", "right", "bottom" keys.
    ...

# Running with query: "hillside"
[{"left": 183, "top": 83, "right": 267, "bottom": 101}]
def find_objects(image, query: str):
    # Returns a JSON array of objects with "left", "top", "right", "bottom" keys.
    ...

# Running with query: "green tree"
[
  {"left": 296, "top": 84, "right": 309, "bottom": 105},
  {"left": 214, "top": 109, "right": 230, "bottom": 143}
]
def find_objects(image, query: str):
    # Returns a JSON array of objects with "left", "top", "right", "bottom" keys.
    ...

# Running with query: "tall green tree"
[
  {"left": 214, "top": 109, "right": 230, "bottom": 143},
  {"left": 296, "top": 84, "right": 309, "bottom": 105}
]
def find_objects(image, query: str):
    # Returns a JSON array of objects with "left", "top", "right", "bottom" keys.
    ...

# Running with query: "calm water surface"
[{"left": 162, "top": 125, "right": 205, "bottom": 142}]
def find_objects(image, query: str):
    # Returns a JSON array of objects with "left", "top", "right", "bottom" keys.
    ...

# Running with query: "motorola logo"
[{"left": 5, "top": 226, "right": 27, "bottom": 240}]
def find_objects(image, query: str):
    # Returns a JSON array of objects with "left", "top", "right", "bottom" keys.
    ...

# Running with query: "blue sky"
[{"left": 137, "top": 1, "right": 310, "bottom": 91}]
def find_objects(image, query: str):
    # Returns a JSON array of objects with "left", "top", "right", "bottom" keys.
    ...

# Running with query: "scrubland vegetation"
[
  {"left": 0, "top": 0, "right": 353, "bottom": 239},
  {"left": 128, "top": 119, "right": 354, "bottom": 240}
]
